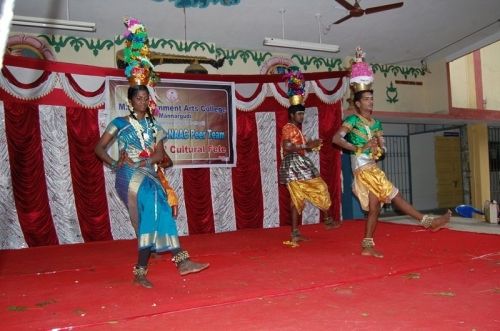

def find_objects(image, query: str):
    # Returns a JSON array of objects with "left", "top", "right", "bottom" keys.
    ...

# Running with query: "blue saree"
[{"left": 105, "top": 116, "right": 180, "bottom": 252}]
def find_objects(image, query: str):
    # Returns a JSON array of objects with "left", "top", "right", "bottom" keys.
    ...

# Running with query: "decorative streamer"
[
  {"left": 58, "top": 73, "right": 105, "bottom": 108},
  {"left": 0, "top": 64, "right": 345, "bottom": 248},
  {"left": 0, "top": 67, "right": 57, "bottom": 100}
]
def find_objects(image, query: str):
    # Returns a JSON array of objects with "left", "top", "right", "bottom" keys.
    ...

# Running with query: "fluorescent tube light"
[
  {"left": 12, "top": 15, "right": 96, "bottom": 32},
  {"left": 263, "top": 37, "right": 339, "bottom": 53}
]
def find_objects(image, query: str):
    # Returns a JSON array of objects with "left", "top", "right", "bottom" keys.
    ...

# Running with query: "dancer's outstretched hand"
[{"left": 306, "top": 138, "right": 323, "bottom": 150}]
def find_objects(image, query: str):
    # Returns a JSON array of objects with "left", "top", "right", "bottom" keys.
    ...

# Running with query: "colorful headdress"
[
  {"left": 123, "top": 17, "right": 158, "bottom": 87},
  {"left": 122, "top": 17, "right": 161, "bottom": 114},
  {"left": 349, "top": 47, "right": 374, "bottom": 94},
  {"left": 284, "top": 66, "right": 305, "bottom": 106}
]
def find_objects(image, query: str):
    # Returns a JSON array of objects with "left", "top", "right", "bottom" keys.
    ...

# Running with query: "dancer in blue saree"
[{"left": 95, "top": 85, "right": 209, "bottom": 288}]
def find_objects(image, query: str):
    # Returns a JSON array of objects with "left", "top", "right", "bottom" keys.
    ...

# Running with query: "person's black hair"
[
  {"left": 353, "top": 90, "right": 373, "bottom": 103},
  {"left": 353, "top": 90, "right": 373, "bottom": 102},
  {"left": 127, "top": 85, "right": 156, "bottom": 137},
  {"left": 288, "top": 104, "right": 305, "bottom": 115},
  {"left": 128, "top": 84, "right": 150, "bottom": 100}
]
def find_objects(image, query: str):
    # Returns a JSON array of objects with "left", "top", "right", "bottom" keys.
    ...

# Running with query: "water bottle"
[
  {"left": 485, "top": 200, "right": 498, "bottom": 224},
  {"left": 493, "top": 200, "right": 499, "bottom": 224}
]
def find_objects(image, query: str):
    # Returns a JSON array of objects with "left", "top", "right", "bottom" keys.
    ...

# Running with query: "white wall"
[{"left": 410, "top": 132, "right": 438, "bottom": 210}]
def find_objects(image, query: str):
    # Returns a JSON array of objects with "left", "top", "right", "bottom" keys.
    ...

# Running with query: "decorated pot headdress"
[
  {"left": 349, "top": 47, "right": 374, "bottom": 94},
  {"left": 123, "top": 17, "right": 159, "bottom": 87},
  {"left": 122, "top": 17, "right": 161, "bottom": 113},
  {"left": 284, "top": 66, "right": 305, "bottom": 106}
]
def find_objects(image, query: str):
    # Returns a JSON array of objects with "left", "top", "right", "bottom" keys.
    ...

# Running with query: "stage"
[{"left": 1, "top": 220, "right": 499, "bottom": 330}]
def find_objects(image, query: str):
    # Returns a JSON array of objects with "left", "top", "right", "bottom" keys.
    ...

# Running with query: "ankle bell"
[
  {"left": 171, "top": 250, "right": 190, "bottom": 266},
  {"left": 133, "top": 265, "right": 153, "bottom": 288},
  {"left": 361, "top": 238, "right": 375, "bottom": 248},
  {"left": 420, "top": 215, "right": 433, "bottom": 228},
  {"left": 133, "top": 265, "right": 148, "bottom": 276}
]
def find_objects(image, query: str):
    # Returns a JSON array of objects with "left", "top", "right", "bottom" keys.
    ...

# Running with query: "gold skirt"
[
  {"left": 287, "top": 177, "right": 332, "bottom": 214},
  {"left": 353, "top": 164, "right": 398, "bottom": 211}
]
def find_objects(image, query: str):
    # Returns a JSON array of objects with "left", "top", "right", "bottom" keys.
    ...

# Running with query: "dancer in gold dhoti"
[
  {"left": 332, "top": 48, "right": 450, "bottom": 258},
  {"left": 279, "top": 68, "right": 340, "bottom": 245}
]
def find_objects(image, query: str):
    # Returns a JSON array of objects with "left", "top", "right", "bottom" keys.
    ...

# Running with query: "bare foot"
[
  {"left": 361, "top": 247, "right": 384, "bottom": 258},
  {"left": 283, "top": 240, "right": 300, "bottom": 247},
  {"left": 133, "top": 275, "right": 153, "bottom": 288},
  {"left": 324, "top": 217, "right": 342, "bottom": 230},
  {"left": 177, "top": 260, "right": 210, "bottom": 276},
  {"left": 291, "top": 233, "right": 309, "bottom": 243},
  {"left": 429, "top": 210, "right": 451, "bottom": 232}
]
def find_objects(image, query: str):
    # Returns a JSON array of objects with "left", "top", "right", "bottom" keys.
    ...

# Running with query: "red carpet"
[{"left": 1, "top": 221, "right": 499, "bottom": 330}]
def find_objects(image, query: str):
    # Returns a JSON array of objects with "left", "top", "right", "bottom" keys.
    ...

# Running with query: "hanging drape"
[
  {"left": 0, "top": 55, "right": 347, "bottom": 249},
  {"left": 66, "top": 107, "right": 113, "bottom": 242},
  {"left": 4, "top": 101, "right": 58, "bottom": 247}
]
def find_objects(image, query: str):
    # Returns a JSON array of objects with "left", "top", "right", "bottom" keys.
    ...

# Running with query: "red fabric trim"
[
  {"left": 314, "top": 77, "right": 344, "bottom": 95},
  {"left": 235, "top": 83, "right": 264, "bottom": 102},
  {"left": 232, "top": 110, "right": 264, "bottom": 229},
  {"left": 273, "top": 82, "right": 289, "bottom": 99},
  {"left": 3, "top": 54, "right": 122, "bottom": 77},
  {"left": 3, "top": 55, "right": 348, "bottom": 83},
  {"left": 4, "top": 102, "right": 59, "bottom": 247},
  {"left": 182, "top": 169, "right": 215, "bottom": 234},
  {"left": 1, "top": 65, "right": 51, "bottom": 89},
  {"left": 0, "top": 88, "right": 101, "bottom": 108},
  {"left": 65, "top": 73, "right": 105, "bottom": 97},
  {"left": 66, "top": 107, "right": 113, "bottom": 242}
]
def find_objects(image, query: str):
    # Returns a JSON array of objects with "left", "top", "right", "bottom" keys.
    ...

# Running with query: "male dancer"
[
  {"left": 279, "top": 68, "right": 340, "bottom": 244},
  {"left": 332, "top": 48, "right": 450, "bottom": 258}
]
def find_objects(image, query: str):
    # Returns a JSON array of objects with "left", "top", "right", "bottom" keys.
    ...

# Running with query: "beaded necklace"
[{"left": 129, "top": 114, "right": 154, "bottom": 156}]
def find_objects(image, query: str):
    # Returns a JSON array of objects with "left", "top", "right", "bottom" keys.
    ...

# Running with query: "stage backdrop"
[{"left": 0, "top": 55, "right": 348, "bottom": 249}]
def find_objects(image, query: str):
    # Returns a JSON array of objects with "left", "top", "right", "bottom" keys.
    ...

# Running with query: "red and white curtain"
[{"left": 0, "top": 56, "right": 348, "bottom": 249}]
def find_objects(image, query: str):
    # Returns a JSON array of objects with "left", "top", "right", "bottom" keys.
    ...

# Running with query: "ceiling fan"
[{"left": 334, "top": 0, "right": 404, "bottom": 24}]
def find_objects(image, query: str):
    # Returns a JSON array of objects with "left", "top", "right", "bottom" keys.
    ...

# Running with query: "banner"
[{"left": 106, "top": 77, "right": 236, "bottom": 168}]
